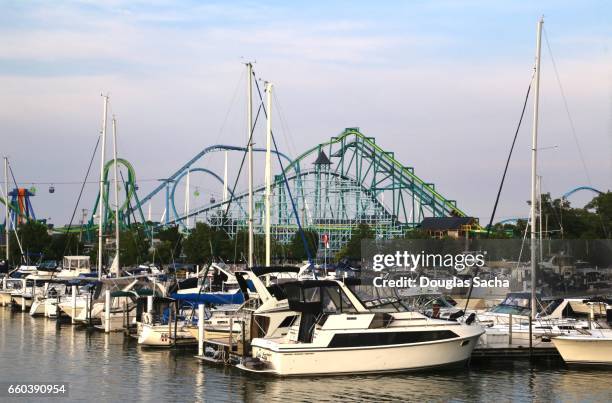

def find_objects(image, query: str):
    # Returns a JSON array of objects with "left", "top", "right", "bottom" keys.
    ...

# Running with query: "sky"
[{"left": 0, "top": 0, "right": 611, "bottom": 226}]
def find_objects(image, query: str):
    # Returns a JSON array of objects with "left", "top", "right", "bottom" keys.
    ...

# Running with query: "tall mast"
[
  {"left": 98, "top": 94, "right": 109, "bottom": 280},
  {"left": 530, "top": 17, "right": 543, "bottom": 318},
  {"left": 264, "top": 82, "right": 273, "bottom": 267},
  {"left": 112, "top": 115, "right": 120, "bottom": 275},
  {"left": 4, "top": 157, "right": 9, "bottom": 263},
  {"left": 246, "top": 63, "right": 254, "bottom": 267}
]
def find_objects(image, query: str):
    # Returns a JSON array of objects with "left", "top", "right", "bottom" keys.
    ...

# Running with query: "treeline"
[{"left": 3, "top": 192, "right": 610, "bottom": 266}]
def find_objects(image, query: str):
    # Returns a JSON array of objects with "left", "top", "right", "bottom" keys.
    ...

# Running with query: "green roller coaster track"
[
  {"left": 180, "top": 128, "right": 467, "bottom": 255},
  {"left": 52, "top": 128, "right": 468, "bottom": 256}
]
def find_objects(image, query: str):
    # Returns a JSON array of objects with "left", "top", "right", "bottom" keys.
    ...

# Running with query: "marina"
[
  {"left": 1, "top": 308, "right": 611, "bottom": 402},
  {"left": 1, "top": 2, "right": 611, "bottom": 401}
]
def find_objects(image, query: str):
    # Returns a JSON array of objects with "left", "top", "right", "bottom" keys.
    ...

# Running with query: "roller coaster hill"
[
  {"left": 3, "top": 128, "right": 606, "bottom": 259},
  {"left": 60, "top": 125, "right": 611, "bottom": 259},
  {"left": 66, "top": 127, "right": 475, "bottom": 256}
]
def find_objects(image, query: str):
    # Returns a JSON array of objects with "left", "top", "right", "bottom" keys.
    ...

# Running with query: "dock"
[{"left": 472, "top": 344, "right": 561, "bottom": 359}]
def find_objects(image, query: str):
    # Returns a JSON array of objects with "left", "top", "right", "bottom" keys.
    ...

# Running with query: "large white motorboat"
[{"left": 237, "top": 278, "right": 484, "bottom": 376}]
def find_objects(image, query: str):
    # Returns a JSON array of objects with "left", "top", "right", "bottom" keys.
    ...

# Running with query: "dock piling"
[
  {"left": 71, "top": 285, "right": 77, "bottom": 325},
  {"left": 198, "top": 304, "right": 204, "bottom": 356},
  {"left": 104, "top": 290, "right": 111, "bottom": 333},
  {"left": 509, "top": 314, "right": 513, "bottom": 345}
]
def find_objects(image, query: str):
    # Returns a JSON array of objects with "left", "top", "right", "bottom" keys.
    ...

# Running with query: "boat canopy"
[
  {"left": 62, "top": 256, "right": 91, "bottom": 270},
  {"left": 250, "top": 266, "right": 300, "bottom": 276},
  {"left": 170, "top": 290, "right": 244, "bottom": 305},
  {"left": 110, "top": 289, "right": 160, "bottom": 298}
]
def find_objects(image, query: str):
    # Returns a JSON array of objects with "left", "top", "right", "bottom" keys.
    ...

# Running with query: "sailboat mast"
[
  {"left": 112, "top": 115, "right": 120, "bottom": 275},
  {"left": 264, "top": 82, "right": 273, "bottom": 266},
  {"left": 246, "top": 63, "right": 254, "bottom": 267},
  {"left": 98, "top": 94, "right": 109, "bottom": 280},
  {"left": 530, "top": 17, "right": 543, "bottom": 318},
  {"left": 4, "top": 156, "right": 8, "bottom": 263}
]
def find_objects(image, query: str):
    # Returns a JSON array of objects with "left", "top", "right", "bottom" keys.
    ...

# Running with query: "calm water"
[{"left": 1, "top": 308, "right": 610, "bottom": 402}]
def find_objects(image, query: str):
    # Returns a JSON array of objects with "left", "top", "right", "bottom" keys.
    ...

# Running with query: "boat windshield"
[{"left": 490, "top": 294, "right": 532, "bottom": 315}]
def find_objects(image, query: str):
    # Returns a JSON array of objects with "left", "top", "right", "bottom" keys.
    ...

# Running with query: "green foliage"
[
  {"left": 151, "top": 225, "right": 183, "bottom": 264},
  {"left": 9, "top": 220, "right": 51, "bottom": 264},
  {"left": 288, "top": 230, "right": 318, "bottom": 261},
  {"left": 45, "top": 233, "right": 83, "bottom": 260},
  {"left": 402, "top": 229, "right": 429, "bottom": 239},
  {"left": 119, "top": 225, "right": 150, "bottom": 266},
  {"left": 335, "top": 224, "right": 373, "bottom": 260},
  {"left": 182, "top": 222, "right": 229, "bottom": 264}
]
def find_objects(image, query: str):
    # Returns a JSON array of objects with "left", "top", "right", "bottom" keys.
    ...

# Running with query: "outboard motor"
[{"left": 607, "top": 308, "right": 612, "bottom": 326}]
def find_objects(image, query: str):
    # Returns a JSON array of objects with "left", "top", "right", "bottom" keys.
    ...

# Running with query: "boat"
[
  {"left": 29, "top": 279, "right": 70, "bottom": 316},
  {"left": 0, "top": 278, "right": 23, "bottom": 306},
  {"left": 237, "top": 278, "right": 484, "bottom": 376},
  {"left": 552, "top": 329, "right": 612, "bottom": 365},
  {"left": 135, "top": 295, "right": 196, "bottom": 347},
  {"left": 552, "top": 299, "right": 612, "bottom": 365},
  {"left": 54, "top": 256, "right": 93, "bottom": 279}
]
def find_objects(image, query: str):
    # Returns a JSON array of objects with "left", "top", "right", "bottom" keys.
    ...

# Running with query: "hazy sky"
[{"left": 1, "top": 0, "right": 611, "bottom": 226}]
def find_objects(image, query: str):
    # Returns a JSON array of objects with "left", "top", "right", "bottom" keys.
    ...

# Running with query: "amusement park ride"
[
  {"left": 0, "top": 66, "right": 605, "bottom": 257},
  {"left": 52, "top": 123, "right": 600, "bottom": 256}
]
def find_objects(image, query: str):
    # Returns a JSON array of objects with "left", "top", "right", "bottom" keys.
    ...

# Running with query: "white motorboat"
[
  {"left": 552, "top": 328, "right": 612, "bottom": 365},
  {"left": 0, "top": 278, "right": 23, "bottom": 306},
  {"left": 55, "top": 256, "right": 93, "bottom": 279},
  {"left": 29, "top": 280, "right": 70, "bottom": 316},
  {"left": 135, "top": 296, "right": 196, "bottom": 347},
  {"left": 238, "top": 278, "right": 484, "bottom": 376}
]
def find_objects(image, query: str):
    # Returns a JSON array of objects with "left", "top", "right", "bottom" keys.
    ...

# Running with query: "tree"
[
  {"left": 9, "top": 220, "right": 51, "bottom": 264},
  {"left": 585, "top": 191, "right": 612, "bottom": 238},
  {"left": 288, "top": 230, "right": 318, "bottom": 261},
  {"left": 183, "top": 222, "right": 229, "bottom": 264},
  {"left": 151, "top": 225, "right": 184, "bottom": 264},
  {"left": 44, "top": 233, "right": 83, "bottom": 260},
  {"left": 335, "top": 224, "right": 373, "bottom": 260}
]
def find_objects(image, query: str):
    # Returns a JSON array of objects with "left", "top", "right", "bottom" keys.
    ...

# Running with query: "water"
[{"left": 1, "top": 309, "right": 610, "bottom": 402}]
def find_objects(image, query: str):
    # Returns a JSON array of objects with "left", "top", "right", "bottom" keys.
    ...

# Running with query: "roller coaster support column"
[{"left": 165, "top": 181, "right": 170, "bottom": 225}]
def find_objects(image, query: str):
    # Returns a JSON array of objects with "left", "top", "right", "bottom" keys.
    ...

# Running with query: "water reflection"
[{"left": 1, "top": 308, "right": 610, "bottom": 402}]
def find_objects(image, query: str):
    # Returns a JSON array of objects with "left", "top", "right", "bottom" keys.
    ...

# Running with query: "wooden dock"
[{"left": 472, "top": 343, "right": 560, "bottom": 359}]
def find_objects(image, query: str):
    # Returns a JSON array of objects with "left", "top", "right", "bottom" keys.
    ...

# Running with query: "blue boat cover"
[{"left": 170, "top": 290, "right": 244, "bottom": 305}]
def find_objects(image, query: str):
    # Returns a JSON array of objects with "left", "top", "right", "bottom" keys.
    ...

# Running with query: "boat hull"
[
  {"left": 246, "top": 333, "right": 482, "bottom": 376},
  {"left": 552, "top": 335, "right": 612, "bottom": 365},
  {"left": 0, "top": 291, "right": 13, "bottom": 306},
  {"left": 138, "top": 323, "right": 196, "bottom": 347}
]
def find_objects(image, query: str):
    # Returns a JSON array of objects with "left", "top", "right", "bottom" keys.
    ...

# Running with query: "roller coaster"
[
  {"left": 73, "top": 127, "right": 467, "bottom": 254},
  {"left": 6, "top": 129, "right": 605, "bottom": 256}
]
